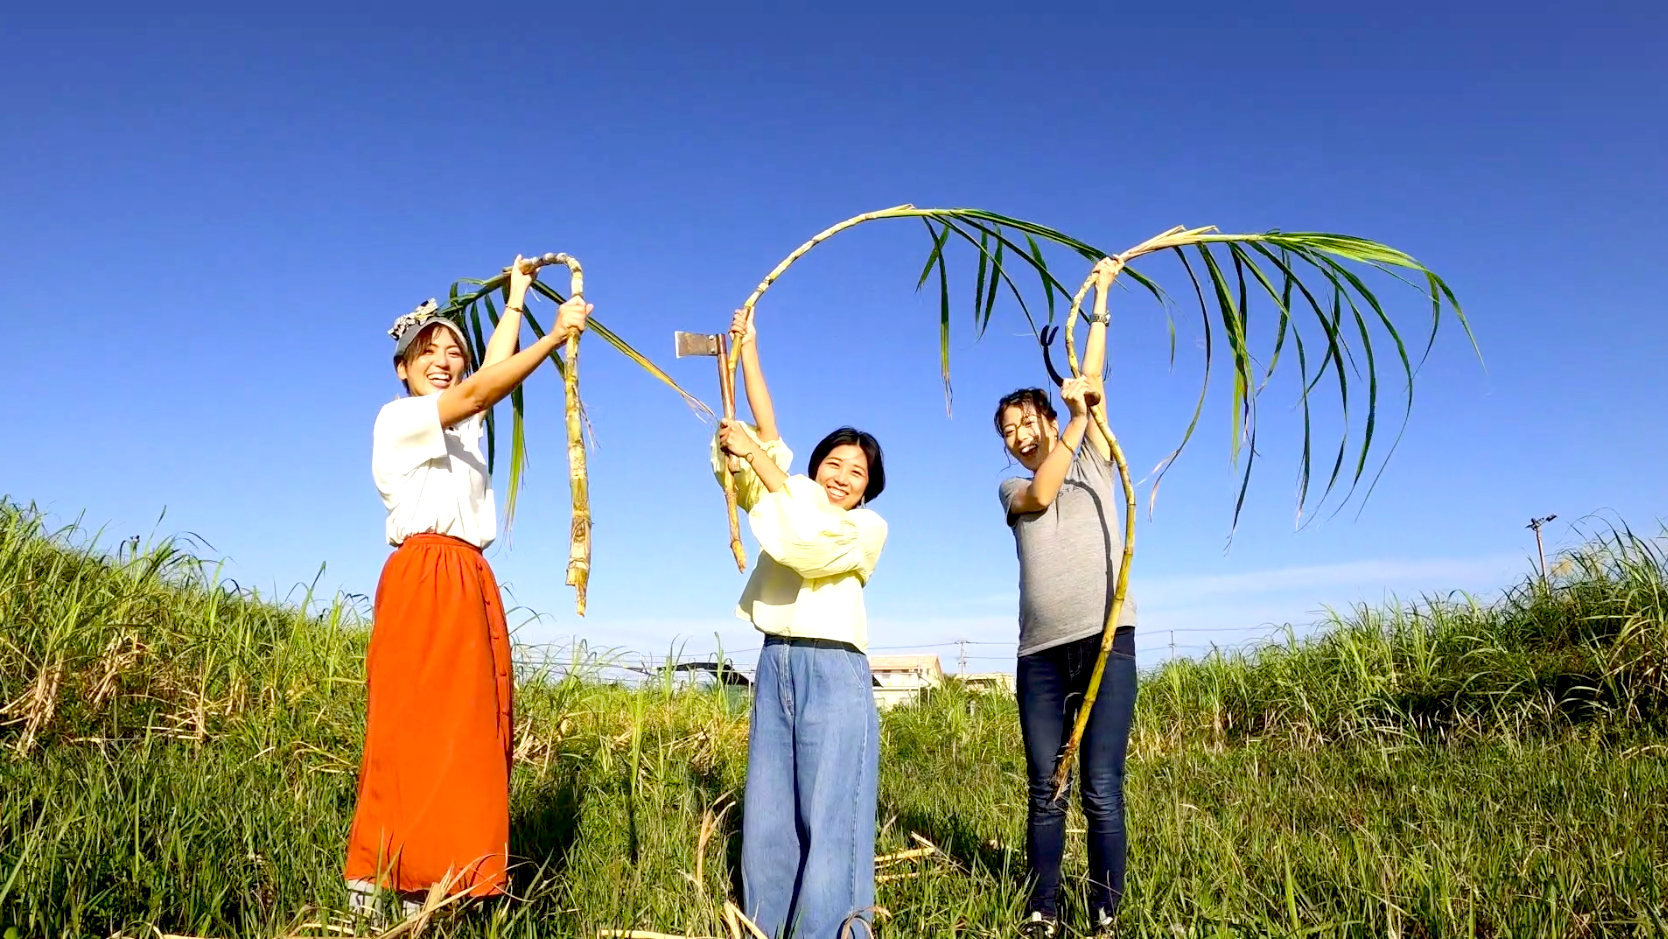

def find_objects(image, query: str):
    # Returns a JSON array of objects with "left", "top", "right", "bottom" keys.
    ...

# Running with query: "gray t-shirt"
[{"left": 999, "top": 445, "right": 1138, "bottom": 657}]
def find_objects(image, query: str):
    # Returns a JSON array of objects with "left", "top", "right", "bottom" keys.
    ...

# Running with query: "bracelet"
[
  {"left": 505, "top": 305, "right": 525, "bottom": 314},
  {"left": 1087, "top": 310, "right": 1109, "bottom": 325}
]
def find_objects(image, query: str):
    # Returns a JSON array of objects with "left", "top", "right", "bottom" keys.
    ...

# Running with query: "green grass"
[{"left": 2, "top": 498, "right": 1666, "bottom": 938}]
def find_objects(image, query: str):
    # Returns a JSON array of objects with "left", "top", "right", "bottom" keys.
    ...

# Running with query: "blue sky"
[{"left": 5, "top": 6, "right": 1664, "bottom": 673}]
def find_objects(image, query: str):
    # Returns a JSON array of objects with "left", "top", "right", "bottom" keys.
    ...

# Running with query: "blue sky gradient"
[{"left": 5, "top": 6, "right": 1664, "bottom": 670}]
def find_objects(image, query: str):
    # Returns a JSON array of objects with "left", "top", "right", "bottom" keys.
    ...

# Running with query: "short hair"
[
  {"left": 993, "top": 388, "right": 1057, "bottom": 435},
  {"left": 807, "top": 427, "right": 886, "bottom": 504}
]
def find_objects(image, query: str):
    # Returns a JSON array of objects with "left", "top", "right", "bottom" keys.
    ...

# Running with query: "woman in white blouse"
[
  {"left": 345, "top": 258, "right": 589, "bottom": 916},
  {"left": 714, "top": 309, "right": 889, "bottom": 939}
]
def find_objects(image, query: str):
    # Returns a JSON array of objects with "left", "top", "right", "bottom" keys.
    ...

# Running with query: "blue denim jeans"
[
  {"left": 742, "top": 636, "right": 880, "bottom": 939},
  {"left": 1016, "top": 628, "right": 1137, "bottom": 920}
]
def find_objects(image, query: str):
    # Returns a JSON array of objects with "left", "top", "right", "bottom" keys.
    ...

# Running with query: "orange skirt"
[{"left": 344, "top": 533, "right": 514, "bottom": 896}]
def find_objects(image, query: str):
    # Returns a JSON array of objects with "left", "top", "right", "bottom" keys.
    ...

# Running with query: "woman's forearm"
[
  {"left": 438, "top": 330, "right": 561, "bottom": 427},
  {"left": 481, "top": 281, "right": 531, "bottom": 368},
  {"left": 1083, "top": 285, "right": 1109, "bottom": 379},
  {"left": 739, "top": 340, "right": 779, "bottom": 442},
  {"left": 1027, "top": 415, "right": 1088, "bottom": 506},
  {"left": 1081, "top": 286, "right": 1112, "bottom": 457},
  {"left": 744, "top": 445, "right": 789, "bottom": 494}
]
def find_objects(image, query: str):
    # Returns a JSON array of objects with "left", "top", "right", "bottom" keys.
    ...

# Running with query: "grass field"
[{"left": 2, "top": 498, "right": 1666, "bottom": 938}]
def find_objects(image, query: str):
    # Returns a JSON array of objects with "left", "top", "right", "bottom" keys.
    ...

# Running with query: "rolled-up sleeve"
[
  {"left": 373, "top": 396, "right": 447, "bottom": 486},
  {"left": 711, "top": 425, "right": 793, "bottom": 512},
  {"left": 747, "top": 476, "right": 888, "bottom": 583}
]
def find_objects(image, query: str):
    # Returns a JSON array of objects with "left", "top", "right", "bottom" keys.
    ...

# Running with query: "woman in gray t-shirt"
[{"left": 994, "top": 259, "right": 1136, "bottom": 939}]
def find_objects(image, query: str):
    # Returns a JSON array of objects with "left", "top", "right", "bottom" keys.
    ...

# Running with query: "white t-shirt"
[{"left": 372, "top": 395, "right": 497, "bottom": 548}]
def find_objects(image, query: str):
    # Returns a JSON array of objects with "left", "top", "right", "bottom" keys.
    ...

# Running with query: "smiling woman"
[
  {"left": 344, "top": 257, "right": 592, "bottom": 919},
  {"left": 711, "top": 307, "right": 891, "bottom": 939}
]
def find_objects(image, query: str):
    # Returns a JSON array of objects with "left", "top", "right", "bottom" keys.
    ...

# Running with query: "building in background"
[
  {"left": 955, "top": 671, "right": 1015, "bottom": 695},
  {"left": 868, "top": 653, "right": 944, "bottom": 710}
]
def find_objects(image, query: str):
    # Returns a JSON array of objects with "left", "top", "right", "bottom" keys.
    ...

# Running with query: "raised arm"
[
  {"left": 480, "top": 256, "right": 538, "bottom": 369},
  {"left": 1080, "top": 258, "right": 1116, "bottom": 462},
  {"left": 1005, "top": 378, "right": 1094, "bottom": 515},
  {"left": 719, "top": 418, "right": 788, "bottom": 495},
  {"left": 437, "top": 294, "right": 590, "bottom": 428},
  {"left": 731, "top": 309, "right": 778, "bottom": 443}
]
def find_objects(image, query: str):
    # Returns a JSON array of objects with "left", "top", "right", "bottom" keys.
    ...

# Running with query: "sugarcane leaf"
[
  {"left": 1196, "top": 245, "right": 1253, "bottom": 471},
  {"left": 502, "top": 385, "right": 528, "bottom": 538},
  {"left": 527, "top": 280, "right": 711, "bottom": 417},
  {"left": 1027, "top": 234, "right": 1056, "bottom": 326},
  {"left": 937, "top": 237, "right": 953, "bottom": 414},
  {"left": 1245, "top": 242, "right": 1353, "bottom": 521},
  {"left": 934, "top": 218, "right": 1039, "bottom": 337},
  {"left": 948, "top": 217, "right": 1082, "bottom": 312},
  {"left": 464, "top": 302, "right": 494, "bottom": 469},
  {"left": 1300, "top": 256, "right": 1388, "bottom": 517},
  {"left": 915, "top": 220, "right": 950, "bottom": 292},
  {"left": 1147, "top": 247, "right": 1215, "bottom": 517},
  {"left": 982, "top": 236, "right": 1004, "bottom": 335}
]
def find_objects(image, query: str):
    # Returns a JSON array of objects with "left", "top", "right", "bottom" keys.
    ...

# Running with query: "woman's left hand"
[{"left": 1091, "top": 256, "right": 1120, "bottom": 293}]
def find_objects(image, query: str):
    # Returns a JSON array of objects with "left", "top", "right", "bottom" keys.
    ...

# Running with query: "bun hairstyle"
[
  {"left": 992, "top": 387, "right": 1058, "bottom": 435},
  {"left": 807, "top": 427, "right": 886, "bottom": 504}
]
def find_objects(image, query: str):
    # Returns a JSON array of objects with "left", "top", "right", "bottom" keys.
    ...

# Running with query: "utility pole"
[
  {"left": 1527, "top": 515, "right": 1557, "bottom": 585},
  {"left": 1169, "top": 630, "right": 1176, "bottom": 661},
  {"left": 956, "top": 639, "right": 968, "bottom": 675}
]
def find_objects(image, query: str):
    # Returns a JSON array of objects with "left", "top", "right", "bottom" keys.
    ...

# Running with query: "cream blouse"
[{"left": 711, "top": 426, "right": 888, "bottom": 652}]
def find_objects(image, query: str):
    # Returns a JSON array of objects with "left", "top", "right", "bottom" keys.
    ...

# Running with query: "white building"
[
  {"left": 868, "top": 653, "right": 944, "bottom": 710},
  {"left": 956, "top": 671, "right": 1015, "bottom": 695}
]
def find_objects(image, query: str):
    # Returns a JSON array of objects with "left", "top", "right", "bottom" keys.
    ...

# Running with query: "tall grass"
[{"left": 1, "top": 499, "right": 1665, "bottom": 938}]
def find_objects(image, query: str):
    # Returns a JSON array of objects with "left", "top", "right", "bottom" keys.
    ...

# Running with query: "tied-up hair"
[
  {"left": 993, "top": 388, "right": 1058, "bottom": 436},
  {"left": 808, "top": 427, "right": 886, "bottom": 504}
]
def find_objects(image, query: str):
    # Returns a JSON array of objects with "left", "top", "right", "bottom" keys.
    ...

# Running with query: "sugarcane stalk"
[
  {"left": 518, "top": 253, "right": 590, "bottom": 616},
  {"left": 707, "top": 206, "right": 920, "bottom": 562},
  {"left": 717, "top": 333, "right": 747, "bottom": 572},
  {"left": 1049, "top": 259, "right": 1139, "bottom": 800}
]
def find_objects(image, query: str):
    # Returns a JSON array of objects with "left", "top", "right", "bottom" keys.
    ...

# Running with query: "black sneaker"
[{"left": 1016, "top": 911, "right": 1061, "bottom": 939}]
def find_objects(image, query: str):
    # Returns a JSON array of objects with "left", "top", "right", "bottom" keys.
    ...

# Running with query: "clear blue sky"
[{"left": 5, "top": 6, "right": 1664, "bottom": 672}]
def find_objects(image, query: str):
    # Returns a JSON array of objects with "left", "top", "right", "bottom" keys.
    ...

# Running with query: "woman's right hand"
[
  {"left": 718, "top": 418, "right": 759, "bottom": 459},
  {"left": 509, "top": 255, "right": 539, "bottom": 306},
  {"left": 1061, "top": 376, "right": 1095, "bottom": 417},
  {"left": 730, "top": 308, "right": 756, "bottom": 347}
]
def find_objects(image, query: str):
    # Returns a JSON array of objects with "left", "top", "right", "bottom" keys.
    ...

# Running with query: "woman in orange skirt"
[{"left": 345, "top": 257, "right": 591, "bottom": 915}]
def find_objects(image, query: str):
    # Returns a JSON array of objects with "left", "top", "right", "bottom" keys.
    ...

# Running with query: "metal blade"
[{"left": 674, "top": 331, "right": 720, "bottom": 357}]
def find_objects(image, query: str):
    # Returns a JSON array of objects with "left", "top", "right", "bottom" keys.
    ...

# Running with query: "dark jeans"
[{"left": 1016, "top": 628, "right": 1137, "bottom": 920}]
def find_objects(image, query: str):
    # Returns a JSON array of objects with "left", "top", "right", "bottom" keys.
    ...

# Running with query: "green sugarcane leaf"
[
  {"left": 938, "top": 237, "right": 953, "bottom": 413},
  {"left": 982, "top": 236, "right": 1004, "bottom": 335},
  {"left": 1148, "top": 246, "right": 1216, "bottom": 516},
  {"left": 915, "top": 220, "right": 950, "bottom": 293}
]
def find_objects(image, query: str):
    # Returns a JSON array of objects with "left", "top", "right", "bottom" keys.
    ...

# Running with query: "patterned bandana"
[{"left": 389, "top": 299, "right": 470, "bottom": 363}]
